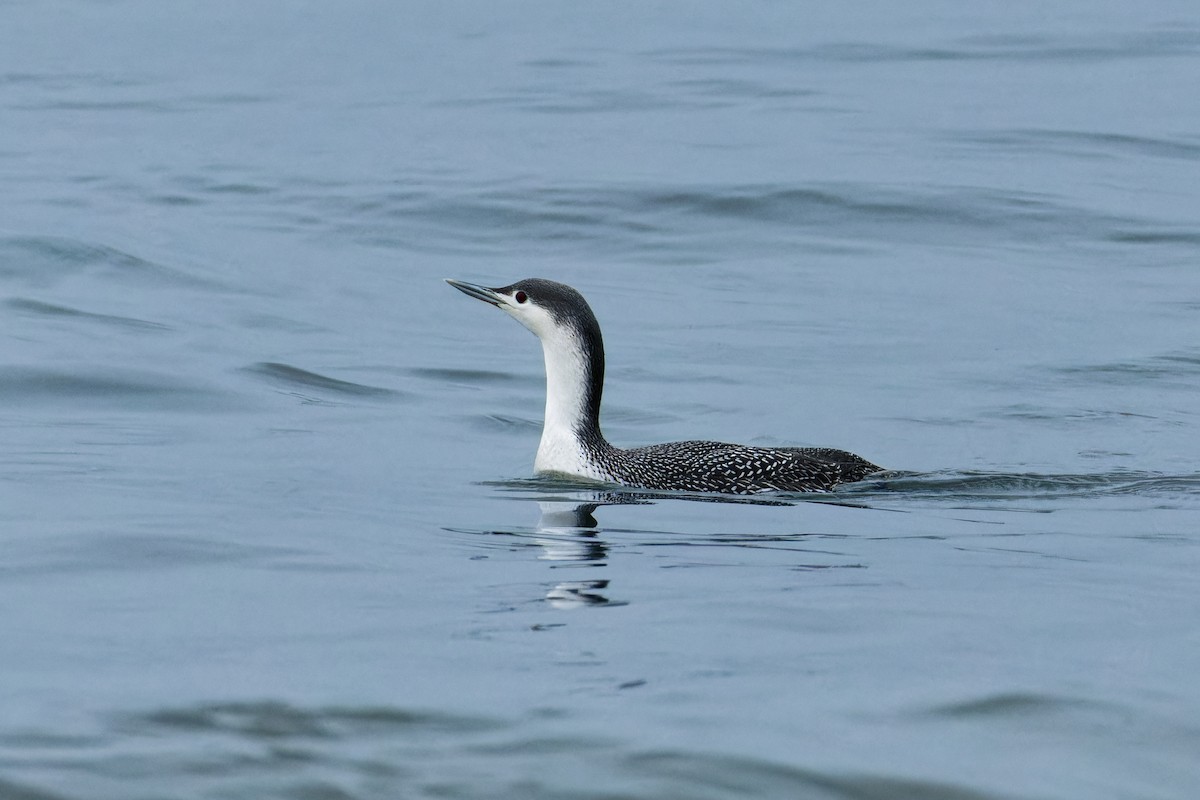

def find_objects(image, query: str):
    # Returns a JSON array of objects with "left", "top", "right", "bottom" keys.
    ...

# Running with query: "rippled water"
[{"left": 3, "top": 2, "right": 1200, "bottom": 798}]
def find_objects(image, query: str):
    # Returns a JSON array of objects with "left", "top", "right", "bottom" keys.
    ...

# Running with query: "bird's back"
[{"left": 597, "top": 439, "right": 881, "bottom": 494}]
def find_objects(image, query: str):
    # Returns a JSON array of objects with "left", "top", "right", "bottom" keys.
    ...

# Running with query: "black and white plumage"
[{"left": 445, "top": 278, "right": 881, "bottom": 495}]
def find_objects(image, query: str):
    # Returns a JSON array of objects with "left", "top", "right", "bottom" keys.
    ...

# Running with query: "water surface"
[{"left": 2, "top": 1, "right": 1199, "bottom": 798}]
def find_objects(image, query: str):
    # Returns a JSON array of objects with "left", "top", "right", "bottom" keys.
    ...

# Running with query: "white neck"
[{"left": 533, "top": 332, "right": 606, "bottom": 480}]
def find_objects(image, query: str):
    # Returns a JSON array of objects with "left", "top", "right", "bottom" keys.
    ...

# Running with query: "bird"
[{"left": 445, "top": 278, "right": 882, "bottom": 494}]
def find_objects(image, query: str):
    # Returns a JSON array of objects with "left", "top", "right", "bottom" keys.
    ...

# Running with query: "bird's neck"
[{"left": 534, "top": 329, "right": 609, "bottom": 477}]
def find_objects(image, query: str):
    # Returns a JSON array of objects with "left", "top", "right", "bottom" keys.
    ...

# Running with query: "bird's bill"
[{"left": 445, "top": 278, "right": 504, "bottom": 307}]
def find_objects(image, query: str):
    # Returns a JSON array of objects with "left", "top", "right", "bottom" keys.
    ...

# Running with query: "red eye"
[{"left": 514, "top": 291, "right": 527, "bottom": 304}]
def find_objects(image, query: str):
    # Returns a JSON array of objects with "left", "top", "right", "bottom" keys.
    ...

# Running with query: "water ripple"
[
  {"left": 484, "top": 470, "right": 1200, "bottom": 506},
  {"left": 1053, "top": 348, "right": 1200, "bottom": 385},
  {"left": 855, "top": 470, "right": 1200, "bottom": 502},
  {"left": 407, "top": 366, "right": 524, "bottom": 385},
  {"left": 0, "top": 701, "right": 1017, "bottom": 800},
  {"left": 244, "top": 362, "right": 404, "bottom": 400},
  {"left": 0, "top": 366, "right": 234, "bottom": 411},
  {"left": 0, "top": 778, "right": 68, "bottom": 800},
  {"left": 625, "top": 751, "right": 1004, "bottom": 800},
  {"left": 269, "top": 181, "right": 1143, "bottom": 256},
  {"left": 919, "top": 691, "right": 1104, "bottom": 719},
  {"left": 125, "top": 701, "right": 499, "bottom": 740},
  {"left": 647, "top": 30, "right": 1200, "bottom": 66},
  {"left": 957, "top": 129, "right": 1200, "bottom": 162},
  {"left": 4, "top": 534, "right": 306, "bottom": 577},
  {"left": 0, "top": 236, "right": 224, "bottom": 290},
  {"left": 5, "top": 298, "right": 171, "bottom": 332}
]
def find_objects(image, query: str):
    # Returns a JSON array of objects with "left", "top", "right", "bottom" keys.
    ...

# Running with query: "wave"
[
  {"left": 0, "top": 366, "right": 235, "bottom": 411},
  {"left": 484, "top": 469, "right": 1200, "bottom": 506},
  {"left": 955, "top": 128, "right": 1200, "bottom": 163},
  {"left": 646, "top": 31, "right": 1200, "bottom": 66},
  {"left": 264, "top": 179, "right": 1176, "bottom": 260},
  {"left": 5, "top": 297, "right": 171, "bottom": 332},
  {"left": 243, "top": 362, "right": 404, "bottom": 400},
  {"left": 850, "top": 469, "right": 1200, "bottom": 501},
  {"left": 0, "top": 236, "right": 224, "bottom": 290},
  {"left": 0, "top": 700, "right": 1016, "bottom": 800}
]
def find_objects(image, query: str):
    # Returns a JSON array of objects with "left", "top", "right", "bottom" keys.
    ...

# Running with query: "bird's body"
[
  {"left": 575, "top": 438, "right": 880, "bottom": 494},
  {"left": 446, "top": 278, "right": 881, "bottom": 495}
]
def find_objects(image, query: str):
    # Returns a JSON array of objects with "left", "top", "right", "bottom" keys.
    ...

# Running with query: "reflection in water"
[
  {"left": 514, "top": 485, "right": 855, "bottom": 608},
  {"left": 534, "top": 499, "right": 625, "bottom": 608},
  {"left": 546, "top": 578, "right": 615, "bottom": 609},
  {"left": 532, "top": 492, "right": 698, "bottom": 608},
  {"left": 533, "top": 501, "right": 606, "bottom": 563}
]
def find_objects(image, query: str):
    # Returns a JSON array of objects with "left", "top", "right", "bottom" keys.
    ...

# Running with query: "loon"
[{"left": 446, "top": 278, "right": 881, "bottom": 495}]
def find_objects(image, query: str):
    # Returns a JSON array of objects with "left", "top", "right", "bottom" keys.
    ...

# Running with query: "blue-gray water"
[{"left": 3, "top": 2, "right": 1200, "bottom": 798}]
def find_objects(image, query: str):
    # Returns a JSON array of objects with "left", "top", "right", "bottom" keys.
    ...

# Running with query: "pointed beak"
[{"left": 445, "top": 278, "right": 504, "bottom": 307}]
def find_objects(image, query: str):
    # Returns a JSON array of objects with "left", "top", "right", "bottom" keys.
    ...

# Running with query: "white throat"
[{"left": 532, "top": 330, "right": 606, "bottom": 480}]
